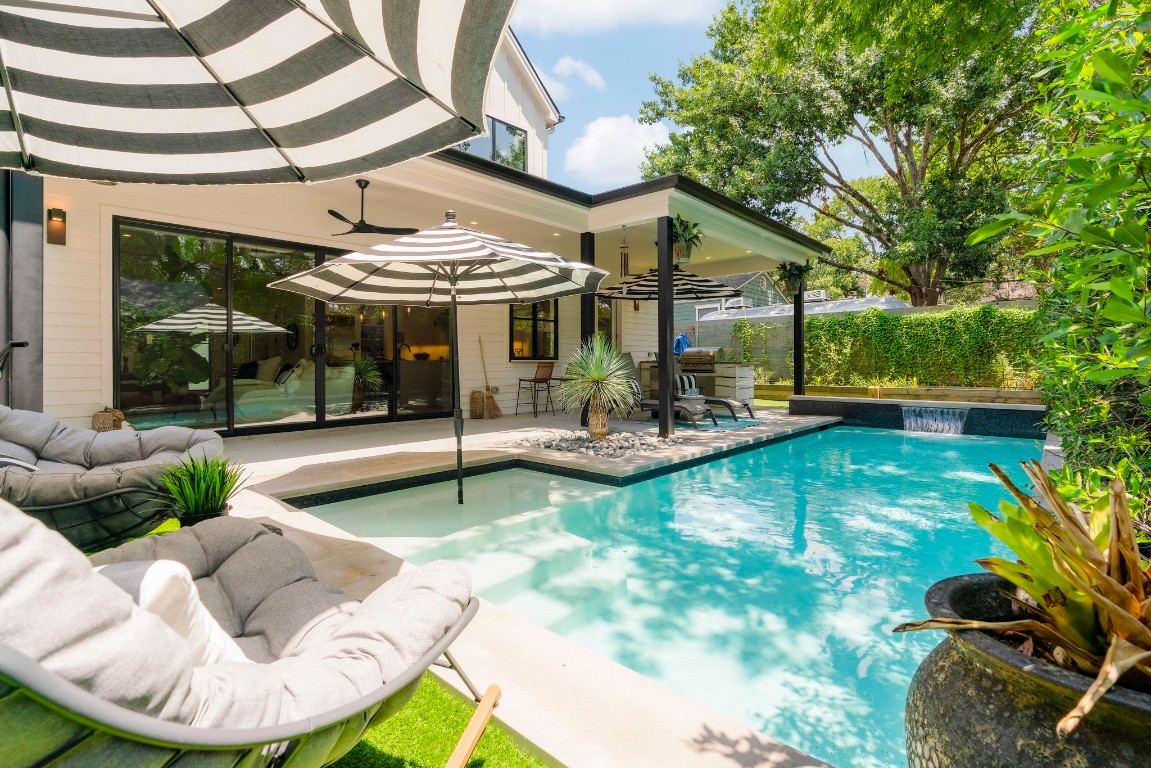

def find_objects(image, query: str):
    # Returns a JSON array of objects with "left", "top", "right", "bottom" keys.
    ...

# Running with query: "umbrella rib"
[
  {"left": 486, "top": 263, "right": 526, "bottom": 303},
  {"left": 142, "top": 0, "right": 308, "bottom": 182},
  {"left": 0, "top": 46, "right": 31, "bottom": 169},
  {"left": 287, "top": 0, "right": 481, "bottom": 133},
  {"left": 331, "top": 262, "right": 393, "bottom": 303}
]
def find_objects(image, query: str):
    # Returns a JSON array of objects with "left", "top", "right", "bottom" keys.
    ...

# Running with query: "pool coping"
[{"left": 254, "top": 415, "right": 842, "bottom": 507}]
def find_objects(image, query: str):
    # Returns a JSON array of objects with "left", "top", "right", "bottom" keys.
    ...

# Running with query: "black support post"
[
  {"left": 793, "top": 276, "right": 805, "bottom": 396},
  {"left": 579, "top": 231, "right": 595, "bottom": 343},
  {"left": 0, "top": 171, "right": 44, "bottom": 411},
  {"left": 656, "top": 216, "right": 674, "bottom": 438}
]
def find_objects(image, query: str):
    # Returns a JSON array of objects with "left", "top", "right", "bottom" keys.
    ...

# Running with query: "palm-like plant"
[
  {"left": 345, "top": 353, "right": 383, "bottom": 412},
  {"left": 895, "top": 461, "right": 1150, "bottom": 736},
  {"left": 555, "top": 336, "right": 638, "bottom": 441},
  {"left": 158, "top": 454, "right": 246, "bottom": 523}
]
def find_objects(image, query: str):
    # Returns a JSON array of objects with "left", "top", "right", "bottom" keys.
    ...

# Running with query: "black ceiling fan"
[{"left": 328, "top": 179, "right": 419, "bottom": 236}]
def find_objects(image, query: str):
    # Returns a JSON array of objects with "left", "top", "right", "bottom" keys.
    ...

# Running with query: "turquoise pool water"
[{"left": 308, "top": 426, "right": 1039, "bottom": 768}]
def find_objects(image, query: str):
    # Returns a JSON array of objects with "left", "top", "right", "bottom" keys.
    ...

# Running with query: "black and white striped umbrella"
[
  {"left": 133, "top": 302, "right": 286, "bottom": 334},
  {"left": 270, "top": 211, "right": 608, "bottom": 505},
  {"left": 0, "top": 0, "right": 514, "bottom": 184},
  {"left": 268, "top": 213, "right": 608, "bottom": 306},
  {"left": 598, "top": 266, "right": 742, "bottom": 301}
]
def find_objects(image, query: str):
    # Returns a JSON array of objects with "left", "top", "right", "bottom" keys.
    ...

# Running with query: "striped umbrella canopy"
[
  {"left": 133, "top": 302, "right": 286, "bottom": 334},
  {"left": 270, "top": 211, "right": 609, "bottom": 505},
  {"left": 598, "top": 266, "right": 742, "bottom": 302},
  {"left": 0, "top": 0, "right": 514, "bottom": 184}
]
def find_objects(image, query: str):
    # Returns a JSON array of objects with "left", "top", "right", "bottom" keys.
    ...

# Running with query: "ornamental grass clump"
[
  {"left": 555, "top": 337, "right": 637, "bottom": 441},
  {"left": 896, "top": 461, "right": 1151, "bottom": 735},
  {"left": 159, "top": 454, "right": 246, "bottom": 521}
]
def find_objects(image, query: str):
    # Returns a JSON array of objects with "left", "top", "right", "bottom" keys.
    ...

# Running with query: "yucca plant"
[
  {"left": 895, "top": 460, "right": 1150, "bottom": 735},
  {"left": 158, "top": 454, "right": 246, "bottom": 523},
  {"left": 555, "top": 336, "right": 638, "bottom": 441}
]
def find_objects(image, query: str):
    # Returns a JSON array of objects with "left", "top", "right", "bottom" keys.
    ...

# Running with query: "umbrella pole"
[{"left": 449, "top": 279, "right": 464, "bottom": 504}]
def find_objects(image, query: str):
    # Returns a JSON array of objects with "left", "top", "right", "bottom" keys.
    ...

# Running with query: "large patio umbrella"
[
  {"left": 270, "top": 212, "right": 609, "bottom": 504},
  {"left": 0, "top": 0, "right": 514, "bottom": 184},
  {"left": 598, "top": 266, "right": 742, "bottom": 302},
  {"left": 133, "top": 303, "right": 287, "bottom": 334}
]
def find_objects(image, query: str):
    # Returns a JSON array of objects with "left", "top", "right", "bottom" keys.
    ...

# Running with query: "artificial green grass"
[
  {"left": 331, "top": 676, "right": 545, "bottom": 768},
  {"left": 753, "top": 398, "right": 788, "bottom": 409},
  {"left": 149, "top": 517, "right": 182, "bottom": 535}
]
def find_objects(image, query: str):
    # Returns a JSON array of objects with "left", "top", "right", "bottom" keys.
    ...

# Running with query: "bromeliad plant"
[
  {"left": 895, "top": 460, "right": 1151, "bottom": 736},
  {"left": 159, "top": 454, "right": 247, "bottom": 523},
  {"left": 555, "top": 336, "right": 638, "bottom": 441}
]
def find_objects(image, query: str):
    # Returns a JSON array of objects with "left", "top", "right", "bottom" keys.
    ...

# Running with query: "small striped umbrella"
[
  {"left": 133, "top": 303, "right": 287, "bottom": 334},
  {"left": 598, "top": 266, "right": 743, "bottom": 302},
  {"left": 0, "top": 0, "right": 513, "bottom": 184},
  {"left": 270, "top": 211, "right": 609, "bottom": 504}
]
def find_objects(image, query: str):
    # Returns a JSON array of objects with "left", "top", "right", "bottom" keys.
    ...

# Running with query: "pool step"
[
  {"left": 404, "top": 506, "right": 568, "bottom": 562},
  {"left": 496, "top": 563, "right": 629, "bottom": 634},
  {"left": 458, "top": 530, "right": 596, "bottom": 604}
]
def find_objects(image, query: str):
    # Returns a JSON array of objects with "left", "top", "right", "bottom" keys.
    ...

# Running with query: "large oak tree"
[{"left": 640, "top": 2, "right": 1039, "bottom": 305}]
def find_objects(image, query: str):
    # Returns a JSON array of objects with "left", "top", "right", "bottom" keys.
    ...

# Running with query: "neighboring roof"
[
  {"left": 710, "top": 272, "right": 764, "bottom": 289},
  {"left": 432, "top": 149, "right": 831, "bottom": 254},
  {"left": 700, "top": 296, "right": 912, "bottom": 320}
]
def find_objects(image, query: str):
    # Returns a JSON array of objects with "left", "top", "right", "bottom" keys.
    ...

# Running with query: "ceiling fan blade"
[
  {"left": 364, "top": 225, "right": 420, "bottom": 235},
  {"left": 327, "top": 209, "right": 355, "bottom": 225},
  {"left": 331, "top": 227, "right": 358, "bottom": 236}
]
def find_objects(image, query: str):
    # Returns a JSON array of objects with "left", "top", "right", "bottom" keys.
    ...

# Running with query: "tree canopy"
[{"left": 640, "top": 1, "right": 1040, "bottom": 305}]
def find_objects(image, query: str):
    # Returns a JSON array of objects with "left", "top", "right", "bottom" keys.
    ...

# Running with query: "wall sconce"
[
  {"left": 633, "top": 299, "right": 640, "bottom": 312},
  {"left": 46, "top": 208, "right": 66, "bottom": 246},
  {"left": 619, "top": 225, "right": 630, "bottom": 277}
]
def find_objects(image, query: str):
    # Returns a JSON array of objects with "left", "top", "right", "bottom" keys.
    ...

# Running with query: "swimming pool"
[{"left": 307, "top": 426, "right": 1038, "bottom": 768}]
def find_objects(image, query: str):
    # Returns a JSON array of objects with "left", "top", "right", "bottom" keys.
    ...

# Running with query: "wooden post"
[
  {"left": 793, "top": 276, "right": 805, "bottom": 396},
  {"left": 657, "top": 216, "right": 674, "bottom": 438}
]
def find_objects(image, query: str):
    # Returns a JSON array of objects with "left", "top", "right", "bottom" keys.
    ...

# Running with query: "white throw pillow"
[{"left": 96, "top": 560, "right": 251, "bottom": 667}]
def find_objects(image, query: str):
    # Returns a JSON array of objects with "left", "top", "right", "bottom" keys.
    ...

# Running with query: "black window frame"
[
  {"left": 456, "top": 116, "right": 528, "bottom": 173},
  {"left": 509, "top": 299, "right": 559, "bottom": 361}
]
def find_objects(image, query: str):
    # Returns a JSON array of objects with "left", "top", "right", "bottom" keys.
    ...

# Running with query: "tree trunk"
[
  {"left": 351, "top": 383, "right": 364, "bottom": 413},
  {"left": 587, "top": 407, "right": 609, "bottom": 441}
]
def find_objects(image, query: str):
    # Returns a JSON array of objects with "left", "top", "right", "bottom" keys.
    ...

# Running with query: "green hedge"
[{"left": 732, "top": 305, "right": 1039, "bottom": 387}]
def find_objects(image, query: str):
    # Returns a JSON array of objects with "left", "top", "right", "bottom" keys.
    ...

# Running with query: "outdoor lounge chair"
[
  {"left": 675, "top": 373, "right": 756, "bottom": 421},
  {"left": 0, "top": 404, "right": 222, "bottom": 552},
  {"left": 0, "top": 501, "right": 496, "bottom": 768},
  {"left": 619, "top": 353, "right": 717, "bottom": 428}
]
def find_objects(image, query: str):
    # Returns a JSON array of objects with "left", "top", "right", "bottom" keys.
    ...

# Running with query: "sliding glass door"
[{"left": 115, "top": 218, "right": 453, "bottom": 433}]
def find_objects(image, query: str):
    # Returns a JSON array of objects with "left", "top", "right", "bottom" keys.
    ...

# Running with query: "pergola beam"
[{"left": 656, "top": 216, "right": 675, "bottom": 438}]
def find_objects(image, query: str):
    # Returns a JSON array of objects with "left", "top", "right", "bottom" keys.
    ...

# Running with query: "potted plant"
[
  {"left": 774, "top": 260, "right": 813, "bottom": 300},
  {"left": 895, "top": 461, "right": 1151, "bottom": 767},
  {"left": 671, "top": 214, "right": 704, "bottom": 264},
  {"left": 158, "top": 454, "right": 246, "bottom": 526},
  {"left": 555, "top": 336, "right": 637, "bottom": 441},
  {"left": 346, "top": 352, "right": 383, "bottom": 413}
]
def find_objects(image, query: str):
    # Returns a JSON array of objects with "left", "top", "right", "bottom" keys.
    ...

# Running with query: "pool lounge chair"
[
  {"left": 620, "top": 353, "right": 717, "bottom": 428},
  {"left": 675, "top": 373, "right": 756, "bottom": 421},
  {"left": 0, "top": 502, "right": 498, "bottom": 768}
]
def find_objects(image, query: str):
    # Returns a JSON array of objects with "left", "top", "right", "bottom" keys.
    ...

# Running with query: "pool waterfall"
[{"left": 902, "top": 405, "right": 969, "bottom": 434}]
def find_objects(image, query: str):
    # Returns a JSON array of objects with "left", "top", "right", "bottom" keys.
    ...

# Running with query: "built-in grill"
[{"left": 678, "top": 347, "right": 719, "bottom": 373}]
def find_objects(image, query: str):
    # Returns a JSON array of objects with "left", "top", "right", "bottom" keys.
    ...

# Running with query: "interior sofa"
[{"left": 0, "top": 405, "right": 222, "bottom": 552}]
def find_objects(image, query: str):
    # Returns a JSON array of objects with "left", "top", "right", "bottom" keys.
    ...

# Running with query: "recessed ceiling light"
[
  {"left": 470, "top": 221, "right": 478, "bottom": 225},
  {"left": 705, "top": 256, "right": 711, "bottom": 260},
  {"left": 552, "top": 232, "right": 560, "bottom": 237},
  {"left": 745, "top": 250, "right": 753, "bottom": 254}
]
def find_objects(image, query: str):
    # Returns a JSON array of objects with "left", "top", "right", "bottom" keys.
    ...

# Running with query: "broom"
[{"left": 478, "top": 336, "right": 502, "bottom": 418}]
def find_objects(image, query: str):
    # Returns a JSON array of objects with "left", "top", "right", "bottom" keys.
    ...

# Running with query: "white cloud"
[
  {"left": 563, "top": 115, "right": 670, "bottom": 189},
  {"left": 539, "top": 71, "right": 569, "bottom": 101},
  {"left": 513, "top": 0, "right": 721, "bottom": 35},
  {"left": 552, "top": 56, "right": 606, "bottom": 91}
]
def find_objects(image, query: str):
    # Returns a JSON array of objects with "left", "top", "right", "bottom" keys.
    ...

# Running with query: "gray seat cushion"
[
  {"left": 0, "top": 405, "right": 222, "bottom": 508},
  {"left": 0, "top": 500, "right": 471, "bottom": 729}
]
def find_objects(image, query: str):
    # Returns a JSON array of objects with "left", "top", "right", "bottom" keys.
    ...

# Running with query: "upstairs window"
[{"left": 457, "top": 117, "right": 527, "bottom": 172}]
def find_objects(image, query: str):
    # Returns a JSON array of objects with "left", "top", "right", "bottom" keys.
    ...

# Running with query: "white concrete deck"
[{"left": 225, "top": 412, "right": 836, "bottom": 768}]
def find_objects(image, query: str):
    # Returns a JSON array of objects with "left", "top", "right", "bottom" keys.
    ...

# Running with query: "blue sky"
[{"left": 511, "top": 1, "right": 877, "bottom": 195}]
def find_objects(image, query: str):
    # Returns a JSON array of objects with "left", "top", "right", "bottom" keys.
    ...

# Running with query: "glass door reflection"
[
  {"left": 396, "top": 305, "right": 451, "bottom": 416},
  {"left": 324, "top": 304, "right": 394, "bottom": 421}
]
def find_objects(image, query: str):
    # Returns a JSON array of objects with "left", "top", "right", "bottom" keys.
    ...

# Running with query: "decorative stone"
[
  {"left": 517, "top": 430, "right": 683, "bottom": 458},
  {"left": 906, "top": 573, "right": 1151, "bottom": 768}
]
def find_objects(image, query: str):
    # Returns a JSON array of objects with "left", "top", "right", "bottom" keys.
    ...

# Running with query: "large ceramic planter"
[{"left": 906, "top": 573, "right": 1151, "bottom": 768}]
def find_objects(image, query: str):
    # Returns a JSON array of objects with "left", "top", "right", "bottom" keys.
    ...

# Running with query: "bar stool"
[{"left": 515, "top": 362, "right": 555, "bottom": 417}]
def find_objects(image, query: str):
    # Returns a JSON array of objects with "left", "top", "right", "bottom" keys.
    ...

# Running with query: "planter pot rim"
[{"left": 926, "top": 572, "right": 1151, "bottom": 715}]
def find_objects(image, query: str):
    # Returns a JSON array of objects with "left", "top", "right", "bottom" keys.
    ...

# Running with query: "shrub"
[{"left": 159, "top": 454, "right": 246, "bottom": 520}]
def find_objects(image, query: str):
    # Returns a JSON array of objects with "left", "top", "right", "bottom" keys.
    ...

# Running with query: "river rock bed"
[{"left": 518, "top": 430, "right": 684, "bottom": 458}]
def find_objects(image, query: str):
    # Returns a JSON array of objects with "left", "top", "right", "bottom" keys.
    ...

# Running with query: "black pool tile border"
[{"left": 286, "top": 421, "right": 837, "bottom": 508}]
